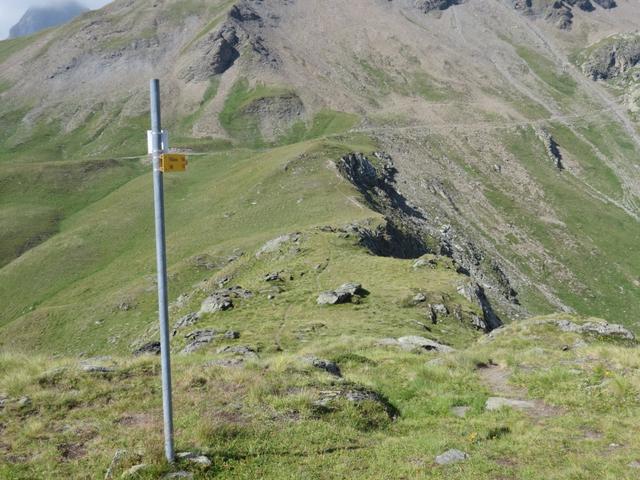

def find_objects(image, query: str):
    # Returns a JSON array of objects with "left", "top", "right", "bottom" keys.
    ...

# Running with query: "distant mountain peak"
[{"left": 9, "top": 1, "right": 89, "bottom": 39}]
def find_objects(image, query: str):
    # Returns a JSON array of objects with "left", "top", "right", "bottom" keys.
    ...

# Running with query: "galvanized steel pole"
[{"left": 150, "top": 78, "right": 175, "bottom": 463}]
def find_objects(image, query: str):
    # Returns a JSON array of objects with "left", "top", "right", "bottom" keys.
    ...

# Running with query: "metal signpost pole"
[{"left": 149, "top": 78, "right": 175, "bottom": 463}]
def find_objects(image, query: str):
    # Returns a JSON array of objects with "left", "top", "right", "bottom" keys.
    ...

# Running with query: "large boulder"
[{"left": 317, "top": 283, "right": 364, "bottom": 305}]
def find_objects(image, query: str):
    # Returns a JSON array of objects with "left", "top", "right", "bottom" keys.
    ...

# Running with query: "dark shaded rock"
[
  {"left": 593, "top": 0, "right": 616, "bottom": 8},
  {"left": 264, "top": 272, "right": 282, "bottom": 282},
  {"left": 581, "top": 34, "right": 640, "bottom": 81},
  {"left": 302, "top": 356, "right": 342, "bottom": 377},
  {"left": 224, "top": 330, "right": 240, "bottom": 339},
  {"left": 133, "top": 341, "right": 161, "bottom": 356},
  {"left": 314, "top": 389, "right": 399, "bottom": 418},
  {"left": 535, "top": 128, "right": 564, "bottom": 170},
  {"left": 415, "top": 0, "right": 466, "bottom": 13},
  {"left": 182, "top": 330, "right": 218, "bottom": 354}
]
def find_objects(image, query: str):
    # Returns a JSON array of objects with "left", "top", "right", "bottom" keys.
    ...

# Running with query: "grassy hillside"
[{"left": 1, "top": 315, "right": 638, "bottom": 479}]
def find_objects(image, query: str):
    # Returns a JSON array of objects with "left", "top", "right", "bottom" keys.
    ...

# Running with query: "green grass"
[
  {"left": 1, "top": 315, "right": 638, "bottom": 479},
  {"left": 219, "top": 79, "right": 294, "bottom": 147},
  {"left": 0, "top": 35, "right": 40, "bottom": 64},
  {"left": 515, "top": 46, "right": 577, "bottom": 99},
  {"left": 496, "top": 127, "right": 640, "bottom": 323},
  {"left": 356, "top": 58, "right": 456, "bottom": 102}
]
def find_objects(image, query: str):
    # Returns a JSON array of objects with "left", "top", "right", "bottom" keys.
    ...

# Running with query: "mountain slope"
[
  {"left": 8, "top": 2, "right": 90, "bottom": 39},
  {"left": 1, "top": 0, "right": 640, "bottom": 340}
]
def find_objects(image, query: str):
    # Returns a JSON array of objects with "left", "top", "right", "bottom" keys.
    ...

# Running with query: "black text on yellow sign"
[{"left": 160, "top": 154, "right": 188, "bottom": 173}]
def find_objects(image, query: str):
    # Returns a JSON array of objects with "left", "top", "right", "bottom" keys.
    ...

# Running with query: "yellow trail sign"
[{"left": 160, "top": 154, "right": 187, "bottom": 173}]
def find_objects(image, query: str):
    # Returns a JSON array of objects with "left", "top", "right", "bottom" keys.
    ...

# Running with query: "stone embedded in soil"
[
  {"left": 302, "top": 356, "right": 342, "bottom": 377},
  {"left": 451, "top": 406, "right": 470, "bottom": 418},
  {"left": 435, "top": 449, "right": 469, "bottom": 465},
  {"left": 397, "top": 336, "right": 455, "bottom": 353},
  {"left": 132, "top": 341, "right": 161, "bottom": 356},
  {"left": 485, "top": 397, "right": 536, "bottom": 411},
  {"left": 181, "top": 330, "right": 218, "bottom": 354},
  {"left": 177, "top": 452, "right": 212, "bottom": 466}
]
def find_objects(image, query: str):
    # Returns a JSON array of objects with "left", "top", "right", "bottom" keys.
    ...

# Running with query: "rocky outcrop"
[
  {"left": 535, "top": 128, "right": 564, "bottom": 170},
  {"left": 414, "top": 0, "right": 467, "bottom": 13},
  {"left": 336, "top": 151, "right": 511, "bottom": 330},
  {"left": 580, "top": 34, "right": 640, "bottom": 81},
  {"left": 181, "top": 0, "right": 278, "bottom": 82},
  {"left": 511, "top": 0, "right": 618, "bottom": 29}
]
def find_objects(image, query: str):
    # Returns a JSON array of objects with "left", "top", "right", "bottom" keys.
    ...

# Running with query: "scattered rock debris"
[{"left": 302, "top": 356, "right": 342, "bottom": 377}]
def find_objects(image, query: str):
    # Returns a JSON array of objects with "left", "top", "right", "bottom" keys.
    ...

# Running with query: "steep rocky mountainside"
[
  {"left": 2, "top": 1, "right": 640, "bottom": 478},
  {"left": 8, "top": 2, "right": 90, "bottom": 39},
  {"left": 1, "top": 0, "right": 640, "bottom": 346}
]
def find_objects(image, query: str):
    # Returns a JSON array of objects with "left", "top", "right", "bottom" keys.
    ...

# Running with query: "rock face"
[
  {"left": 512, "top": 0, "right": 618, "bottom": 29},
  {"left": 580, "top": 34, "right": 640, "bottom": 81},
  {"left": 9, "top": 2, "right": 88, "bottom": 39},
  {"left": 337, "top": 152, "right": 511, "bottom": 328},
  {"left": 414, "top": 0, "right": 467, "bottom": 13},
  {"left": 535, "top": 128, "right": 564, "bottom": 170},
  {"left": 182, "top": 0, "right": 277, "bottom": 81}
]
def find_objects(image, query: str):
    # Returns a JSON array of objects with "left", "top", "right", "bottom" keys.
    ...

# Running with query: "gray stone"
[
  {"left": 317, "top": 283, "right": 363, "bottom": 305},
  {"left": 629, "top": 460, "right": 640, "bottom": 469},
  {"left": 216, "top": 345, "right": 257, "bottom": 358},
  {"left": 256, "top": 233, "right": 301, "bottom": 258},
  {"left": 485, "top": 397, "right": 536, "bottom": 411},
  {"left": 177, "top": 452, "right": 212, "bottom": 466},
  {"left": 17, "top": 396, "right": 31, "bottom": 408},
  {"left": 554, "top": 319, "right": 635, "bottom": 341},
  {"left": 224, "top": 330, "right": 240, "bottom": 339},
  {"left": 132, "top": 341, "right": 161, "bottom": 356},
  {"left": 163, "top": 473, "right": 193, "bottom": 479},
  {"left": 430, "top": 303, "right": 448, "bottom": 315},
  {"left": 397, "top": 336, "right": 455, "bottom": 353},
  {"left": 182, "top": 330, "right": 217, "bottom": 354},
  {"left": 302, "top": 356, "right": 342, "bottom": 377},
  {"left": 199, "top": 294, "right": 233, "bottom": 314},
  {"left": 412, "top": 293, "right": 427, "bottom": 304},
  {"left": 451, "top": 406, "right": 470, "bottom": 418},
  {"left": 412, "top": 258, "right": 437, "bottom": 269},
  {"left": 435, "top": 449, "right": 469, "bottom": 465},
  {"left": 172, "top": 312, "right": 200, "bottom": 335}
]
